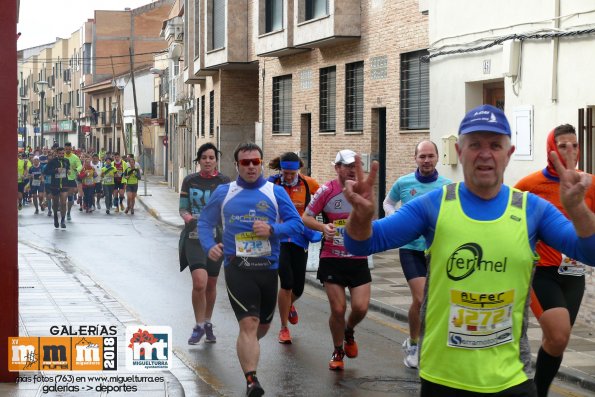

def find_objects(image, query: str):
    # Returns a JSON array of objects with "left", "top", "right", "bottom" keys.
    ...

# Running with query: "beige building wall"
[{"left": 260, "top": 0, "right": 429, "bottom": 186}]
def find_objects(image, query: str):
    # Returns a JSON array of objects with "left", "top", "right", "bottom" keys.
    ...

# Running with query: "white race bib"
[
  {"left": 103, "top": 176, "right": 114, "bottom": 184},
  {"left": 31, "top": 179, "right": 41, "bottom": 186},
  {"left": 447, "top": 289, "right": 514, "bottom": 349},
  {"left": 235, "top": 232, "right": 271, "bottom": 257},
  {"left": 558, "top": 254, "right": 586, "bottom": 276}
]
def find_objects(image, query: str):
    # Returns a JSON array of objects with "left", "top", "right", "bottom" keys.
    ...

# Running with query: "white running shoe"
[{"left": 402, "top": 338, "right": 419, "bottom": 369}]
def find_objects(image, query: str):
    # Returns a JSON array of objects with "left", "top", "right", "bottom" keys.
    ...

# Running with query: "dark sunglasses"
[{"left": 237, "top": 158, "right": 262, "bottom": 166}]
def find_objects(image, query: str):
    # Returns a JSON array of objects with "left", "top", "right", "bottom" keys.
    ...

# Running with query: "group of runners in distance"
[
  {"left": 17, "top": 143, "right": 142, "bottom": 229},
  {"left": 177, "top": 105, "right": 595, "bottom": 397}
]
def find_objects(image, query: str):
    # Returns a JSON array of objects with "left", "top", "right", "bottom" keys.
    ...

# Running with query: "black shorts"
[
  {"left": 224, "top": 259, "right": 278, "bottom": 324},
  {"left": 64, "top": 178, "right": 77, "bottom": 188},
  {"left": 114, "top": 180, "right": 125, "bottom": 190},
  {"left": 531, "top": 266, "right": 585, "bottom": 324},
  {"left": 30, "top": 183, "right": 45, "bottom": 194},
  {"left": 278, "top": 242, "right": 308, "bottom": 297},
  {"left": 94, "top": 183, "right": 103, "bottom": 194},
  {"left": 126, "top": 184, "right": 138, "bottom": 193},
  {"left": 317, "top": 257, "right": 371, "bottom": 288},
  {"left": 420, "top": 378, "right": 537, "bottom": 397},
  {"left": 183, "top": 238, "right": 223, "bottom": 277},
  {"left": 18, "top": 182, "right": 26, "bottom": 193},
  {"left": 48, "top": 186, "right": 69, "bottom": 196},
  {"left": 399, "top": 248, "right": 427, "bottom": 281}
]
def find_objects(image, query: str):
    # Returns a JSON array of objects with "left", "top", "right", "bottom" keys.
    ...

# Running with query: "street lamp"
[
  {"left": 36, "top": 80, "right": 48, "bottom": 149},
  {"left": 20, "top": 97, "right": 29, "bottom": 150}
]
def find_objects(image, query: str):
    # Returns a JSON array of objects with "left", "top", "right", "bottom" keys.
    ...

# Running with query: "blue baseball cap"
[{"left": 458, "top": 105, "right": 511, "bottom": 136}]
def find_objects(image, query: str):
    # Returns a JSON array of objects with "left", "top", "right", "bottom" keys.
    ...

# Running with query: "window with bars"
[
  {"left": 345, "top": 61, "right": 364, "bottom": 132},
  {"left": 266, "top": 0, "right": 283, "bottom": 33},
  {"left": 209, "top": 91, "right": 214, "bottom": 136},
  {"left": 200, "top": 95, "right": 206, "bottom": 136},
  {"left": 319, "top": 66, "right": 336, "bottom": 132},
  {"left": 272, "top": 75, "right": 292, "bottom": 134},
  {"left": 306, "top": 0, "right": 328, "bottom": 20},
  {"left": 211, "top": 0, "right": 225, "bottom": 50},
  {"left": 400, "top": 50, "right": 429, "bottom": 130}
]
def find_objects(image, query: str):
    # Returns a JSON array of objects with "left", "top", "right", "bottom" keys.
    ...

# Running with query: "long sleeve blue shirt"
[
  {"left": 198, "top": 176, "right": 304, "bottom": 269},
  {"left": 345, "top": 183, "right": 595, "bottom": 266}
]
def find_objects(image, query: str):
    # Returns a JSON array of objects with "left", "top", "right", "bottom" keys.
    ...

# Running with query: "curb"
[{"left": 137, "top": 195, "right": 183, "bottom": 230}]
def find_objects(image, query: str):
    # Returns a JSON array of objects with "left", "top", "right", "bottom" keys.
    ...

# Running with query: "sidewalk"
[
  {"left": 6, "top": 237, "right": 216, "bottom": 396},
  {"left": 136, "top": 174, "right": 595, "bottom": 393}
]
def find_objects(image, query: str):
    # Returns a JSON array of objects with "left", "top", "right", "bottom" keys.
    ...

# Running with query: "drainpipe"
[{"left": 551, "top": 0, "right": 560, "bottom": 102}]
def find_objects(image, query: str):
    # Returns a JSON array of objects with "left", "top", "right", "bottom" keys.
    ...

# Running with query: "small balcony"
[
  {"left": 256, "top": 0, "right": 308, "bottom": 58},
  {"left": 294, "top": 0, "right": 361, "bottom": 49}
]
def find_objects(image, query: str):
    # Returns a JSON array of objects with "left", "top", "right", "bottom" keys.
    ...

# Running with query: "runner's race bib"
[
  {"left": 56, "top": 168, "right": 66, "bottom": 178},
  {"left": 235, "top": 231, "right": 271, "bottom": 257},
  {"left": 31, "top": 179, "right": 41, "bottom": 186},
  {"left": 103, "top": 176, "right": 114, "bottom": 184},
  {"left": 558, "top": 254, "right": 586, "bottom": 276},
  {"left": 83, "top": 177, "right": 94, "bottom": 185},
  {"left": 333, "top": 219, "right": 346, "bottom": 246}
]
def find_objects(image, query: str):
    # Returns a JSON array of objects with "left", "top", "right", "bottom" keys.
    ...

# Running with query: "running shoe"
[
  {"left": 278, "top": 327, "right": 292, "bottom": 344},
  {"left": 60, "top": 221, "right": 66, "bottom": 229},
  {"left": 67, "top": 213, "right": 72, "bottom": 221},
  {"left": 131, "top": 209, "right": 135, "bottom": 215},
  {"left": 204, "top": 322, "right": 216, "bottom": 343},
  {"left": 54, "top": 215, "right": 59, "bottom": 229},
  {"left": 97, "top": 201, "right": 101, "bottom": 209},
  {"left": 402, "top": 338, "right": 419, "bottom": 369},
  {"left": 47, "top": 211, "right": 52, "bottom": 217},
  {"left": 125, "top": 207, "right": 129, "bottom": 214},
  {"left": 115, "top": 207, "right": 120, "bottom": 213},
  {"left": 344, "top": 328, "right": 358, "bottom": 358},
  {"left": 246, "top": 379, "right": 264, "bottom": 397},
  {"left": 106, "top": 209, "right": 110, "bottom": 214},
  {"left": 288, "top": 305, "right": 299, "bottom": 325},
  {"left": 34, "top": 209, "right": 39, "bottom": 214},
  {"left": 188, "top": 325, "right": 205, "bottom": 345},
  {"left": 18, "top": 204, "right": 22, "bottom": 211},
  {"left": 329, "top": 348, "right": 345, "bottom": 370},
  {"left": 120, "top": 203, "right": 125, "bottom": 211}
]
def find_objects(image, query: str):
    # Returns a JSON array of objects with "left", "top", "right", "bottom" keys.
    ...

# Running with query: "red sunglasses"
[{"left": 237, "top": 158, "right": 262, "bottom": 166}]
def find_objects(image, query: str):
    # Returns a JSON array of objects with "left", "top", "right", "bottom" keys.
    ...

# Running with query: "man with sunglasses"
[
  {"left": 302, "top": 149, "right": 372, "bottom": 371},
  {"left": 515, "top": 124, "right": 595, "bottom": 397},
  {"left": 198, "top": 142, "right": 303, "bottom": 397}
]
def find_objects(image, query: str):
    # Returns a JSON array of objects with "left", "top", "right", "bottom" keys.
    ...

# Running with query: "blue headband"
[{"left": 280, "top": 161, "right": 300, "bottom": 170}]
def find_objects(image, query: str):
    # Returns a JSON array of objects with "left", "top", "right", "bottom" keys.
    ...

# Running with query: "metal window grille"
[
  {"left": 319, "top": 66, "right": 336, "bottom": 132},
  {"left": 345, "top": 61, "right": 364, "bottom": 131},
  {"left": 201, "top": 95, "right": 206, "bottom": 136},
  {"left": 212, "top": 0, "right": 225, "bottom": 50},
  {"left": 209, "top": 91, "right": 214, "bottom": 136},
  {"left": 400, "top": 50, "right": 429, "bottom": 130},
  {"left": 266, "top": 0, "right": 283, "bottom": 33},
  {"left": 272, "top": 75, "right": 292, "bottom": 134},
  {"left": 306, "top": 0, "right": 328, "bottom": 20}
]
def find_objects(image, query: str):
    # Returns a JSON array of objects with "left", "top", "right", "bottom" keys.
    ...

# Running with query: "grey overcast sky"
[{"left": 17, "top": 0, "right": 158, "bottom": 50}]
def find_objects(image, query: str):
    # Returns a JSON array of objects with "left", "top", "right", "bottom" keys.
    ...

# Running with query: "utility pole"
[{"left": 129, "top": 47, "right": 148, "bottom": 196}]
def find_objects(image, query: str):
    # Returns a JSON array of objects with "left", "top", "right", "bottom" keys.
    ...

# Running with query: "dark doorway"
[
  {"left": 373, "top": 108, "right": 387, "bottom": 218},
  {"left": 300, "top": 113, "right": 312, "bottom": 175}
]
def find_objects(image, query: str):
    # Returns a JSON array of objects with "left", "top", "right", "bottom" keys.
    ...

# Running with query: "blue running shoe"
[{"left": 188, "top": 325, "right": 205, "bottom": 345}]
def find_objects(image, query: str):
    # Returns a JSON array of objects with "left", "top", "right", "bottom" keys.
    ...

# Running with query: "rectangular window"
[
  {"left": 201, "top": 95, "right": 205, "bottom": 136},
  {"left": 209, "top": 91, "right": 214, "bottom": 136},
  {"left": 211, "top": 0, "right": 225, "bottom": 50},
  {"left": 319, "top": 66, "right": 336, "bottom": 132},
  {"left": 272, "top": 75, "right": 292, "bottom": 134},
  {"left": 400, "top": 50, "right": 429, "bottom": 130},
  {"left": 266, "top": 0, "right": 283, "bottom": 33},
  {"left": 306, "top": 0, "right": 328, "bottom": 20},
  {"left": 194, "top": 0, "right": 201, "bottom": 57},
  {"left": 83, "top": 43, "right": 91, "bottom": 74},
  {"left": 345, "top": 61, "right": 364, "bottom": 131}
]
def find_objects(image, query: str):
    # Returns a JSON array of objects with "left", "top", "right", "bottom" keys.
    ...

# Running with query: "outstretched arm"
[{"left": 550, "top": 151, "right": 595, "bottom": 237}]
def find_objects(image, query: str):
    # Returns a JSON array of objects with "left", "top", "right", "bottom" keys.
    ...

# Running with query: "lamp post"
[
  {"left": 20, "top": 97, "right": 29, "bottom": 150},
  {"left": 36, "top": 80, "right": 48, "bottom": 149}
]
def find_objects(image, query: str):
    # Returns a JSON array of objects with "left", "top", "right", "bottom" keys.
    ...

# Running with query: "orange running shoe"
[
  {"left": 278, "top": 327, "right": 292, "bottom": 344},
  {"left": 329, "top": 349, "right": 345, "bottom": 370},
  {"left": 288, "top": 305, "right": 299, "bottom": 325},
  {"left": 344, "top": 328, "right": 358, "bottom": 358}
]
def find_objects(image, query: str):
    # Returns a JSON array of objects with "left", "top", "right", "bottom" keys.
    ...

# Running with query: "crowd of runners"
[{"left": 17, "top": 143, "right": 142, "bottom": 228}]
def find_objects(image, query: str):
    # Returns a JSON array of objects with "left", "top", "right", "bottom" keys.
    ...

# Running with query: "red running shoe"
[{"left": 288, "top": 305, "right": 298, "bottom": 325}]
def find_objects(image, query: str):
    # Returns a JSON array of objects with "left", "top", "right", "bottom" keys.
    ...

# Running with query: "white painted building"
[{"left": 427, "top": 0, "right": 595, "bottom": 184}]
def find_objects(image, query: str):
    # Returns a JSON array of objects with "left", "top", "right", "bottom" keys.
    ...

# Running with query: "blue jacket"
[{"left": 198, "top": 176, "right": 304, "bottom": 269}]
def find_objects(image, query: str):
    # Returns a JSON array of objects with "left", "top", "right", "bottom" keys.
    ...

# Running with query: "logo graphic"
[
  {"left": 446, "top": 243, "right": 508, "bottom": 280},
  {"left": 40, "top": 337, "right": 71, "bottom": 370},
  {"left": 126, "top": 326, "right": 171, "bottom": 370},
  {"left": 334, "top": 200, "right": 342, "bottom": 209},
  {"left": 8, "top": 337, "right": 38, "bottom": 371}
]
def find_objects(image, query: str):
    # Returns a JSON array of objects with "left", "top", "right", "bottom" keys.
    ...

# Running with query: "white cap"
[{"left": 335, "top": 149, "right": 356, "bottom": 165}]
